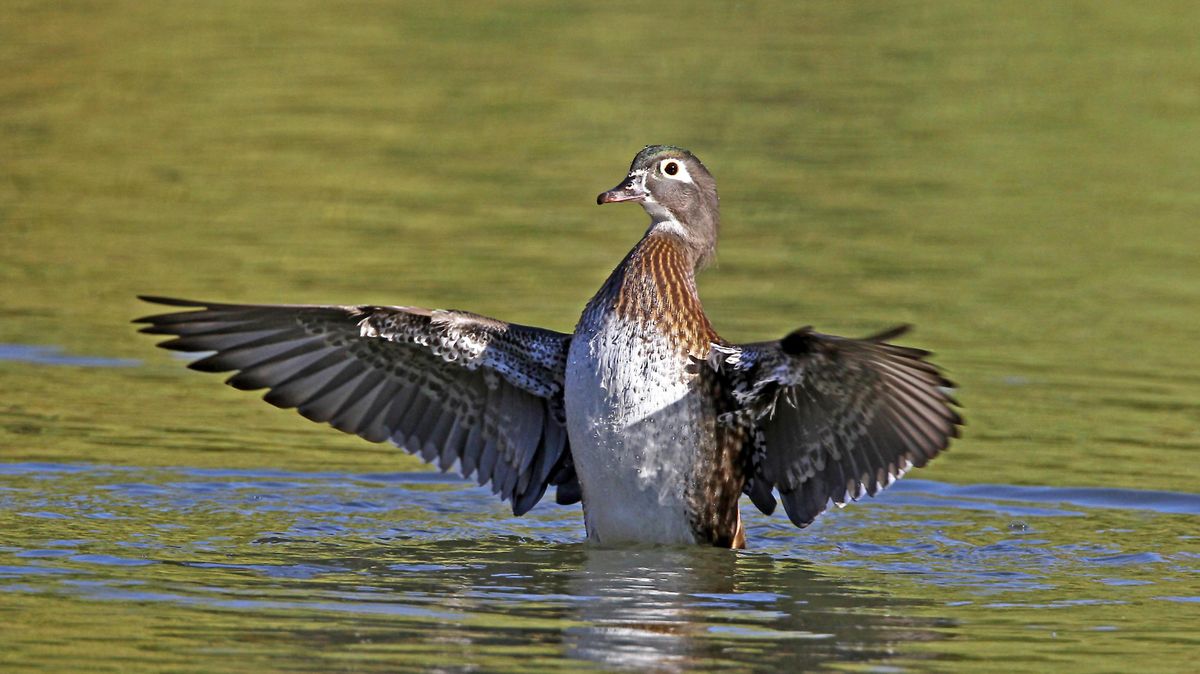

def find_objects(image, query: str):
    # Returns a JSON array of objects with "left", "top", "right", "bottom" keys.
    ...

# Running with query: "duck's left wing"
[
  {"left": 135, "top": 296, "right": 579, "bottom": 515},
  {"left": 712, "top": 326, "right": 962, "bottom": 528}
]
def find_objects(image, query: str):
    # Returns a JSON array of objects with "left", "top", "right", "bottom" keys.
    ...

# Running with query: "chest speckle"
[{"left": 565, "top": 314, "right": 708, "bottom": 544}]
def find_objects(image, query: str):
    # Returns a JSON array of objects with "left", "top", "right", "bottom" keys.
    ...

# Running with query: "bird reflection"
[
  {"left": 563, "top": 547, "right": 735, "bottom": 670},
  {"left": 558, "top": 544, "right": 940, "bottom": 671},
  {"left": 238, "top": 533, "right": 945, "bottom": 671}
]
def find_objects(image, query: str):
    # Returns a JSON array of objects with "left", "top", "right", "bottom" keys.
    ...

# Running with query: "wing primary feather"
[
  {"left": 226, "top": 341, "right": 332, "bottom": 390},
  {"left": 878, "top": 397, "right": 933, "bottom": 459},
  {"left": 439, "top": 420, "right": 470, "bottom": 474},
  {"left": 294, "top": 358, "right": 370, "bottom": 403},
  {"left": 875, "top": 360, "right": 961, "bottom": 424},
  {"left": 476, "top": 438, "right": 499, "bottom": 486},
  {"left": 535, "top": 414, "right": 567, "bottom": 486},
  {"left": 153, "top": 326, "right": 290, "bottom": 349},
  {"left": 854, "top": 420, "right": 892, "bottom": 498},
  {"left": 329, "top": 374, "right": 390, "bottom": 436},
  {"left": 863, "top": 325, "right": 911, "bottom": 343},
  {"left": 876, "top": 371, "right": 959, "bottom": 433},
  {"left": 427, "top": 411, "right": 458, "bottom": 469},
  {"left": 297, "top": 367, "right": 374, "bottom": 424},
  {"left": 351, "top": 379, "right": 404, "bottom": 443},
  {"left": 396, "top": 394, "right": 433, "bottom": 445},
  {"left": 746, "top": 475, "right": 777, "bottom": 515},
  {"left": 263, "top": 358, "right": 358, "bottom": 410},
  {"left": 499, "top": 459, "right": 520, "bottom": 498},
  {"left": 187, "top": 333, "right": 321, "bottom": 373},
  {"left": 883, "top": 403, "right": 943, "bottom": 466},
  {"left": 137, "top": 297, "right": 573, "bottom": 516},
  {"left": 460, "top": 423, "right": 485, "bottom": 480},
  {"left": 269, "top": 350, "right": 357, "bottom": 389}
]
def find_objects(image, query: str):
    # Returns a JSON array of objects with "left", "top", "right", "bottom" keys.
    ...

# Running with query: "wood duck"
[{"left": 137, "top": 145, "right": 962, "bottom": 549}]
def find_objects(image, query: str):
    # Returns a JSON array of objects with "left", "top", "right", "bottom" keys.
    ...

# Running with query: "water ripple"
[
  {"left": 0, "top": 462, "right": 1196, "bottom": 672},
  {"left": 0, "top": 344, "right": 140, "bottom": 368},
  {"left": 886, "top": 479, "right": 1200, "bottom": 516}
]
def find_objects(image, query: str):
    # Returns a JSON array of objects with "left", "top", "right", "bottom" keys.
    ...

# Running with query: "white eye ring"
[{"left": 658, "top": 158, "right": 694, "bottom": 183}]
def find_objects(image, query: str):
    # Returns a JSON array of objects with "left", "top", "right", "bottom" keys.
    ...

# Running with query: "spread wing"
[
  {"left": 135, "top": 296, "right": 580, "bottom": 515},
  {"left": 712, "top": 325, "right": 962, "bottom": 528}
]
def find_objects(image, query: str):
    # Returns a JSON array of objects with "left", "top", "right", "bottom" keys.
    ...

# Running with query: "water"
[
  {"left": 2, "top": 463, "right": 1196, "bottom": 672},
  {"left": 2, "top": 1, "right": 1198, "bottom": 671}
]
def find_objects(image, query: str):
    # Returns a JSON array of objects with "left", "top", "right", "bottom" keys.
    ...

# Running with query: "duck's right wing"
[{"left": 135, "top": 296, "right": 579, "bottom": 515}]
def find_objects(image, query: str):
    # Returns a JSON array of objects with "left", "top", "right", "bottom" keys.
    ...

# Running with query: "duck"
[{"left": 137, "top": 145, "right": 962, "bottom": 549}]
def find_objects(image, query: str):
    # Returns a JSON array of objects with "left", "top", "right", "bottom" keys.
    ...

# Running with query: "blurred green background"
[{"left": 2, "top": 0, "right": 1197, "bottom": 489}]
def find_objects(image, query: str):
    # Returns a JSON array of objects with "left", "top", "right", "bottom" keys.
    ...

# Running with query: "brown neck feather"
[{"left": 596, "top": 233, "right": 718, "bottom": 355}]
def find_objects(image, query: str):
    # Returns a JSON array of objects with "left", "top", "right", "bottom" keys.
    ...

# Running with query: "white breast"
[{"left": 564, "top": 314, "right": 705, "bottom": 545}]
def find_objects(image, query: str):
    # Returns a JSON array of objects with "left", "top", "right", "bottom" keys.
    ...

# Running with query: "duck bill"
[{"left": 597, "top": 173, "right": 648, "bottom": 205}]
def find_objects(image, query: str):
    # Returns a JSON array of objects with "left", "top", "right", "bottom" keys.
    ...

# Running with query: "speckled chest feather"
[{"left": 564, "top": 233, "right": 747, "bottom": 547}]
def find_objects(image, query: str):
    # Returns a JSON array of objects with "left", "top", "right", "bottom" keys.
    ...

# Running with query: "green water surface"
[{"left": 2, "top": 1, "right": 1198, "bottom": 672}]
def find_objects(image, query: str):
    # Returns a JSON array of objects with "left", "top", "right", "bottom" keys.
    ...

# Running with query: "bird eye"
[{"left": 662, "top": 161, "right": 679, "bottom": 176}]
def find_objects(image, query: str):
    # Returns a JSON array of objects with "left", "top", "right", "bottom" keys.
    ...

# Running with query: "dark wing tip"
[
  {"left": 865, "top": 324, "right": 911, "bottom": 343},
  {"left": 779, "top": 326, "right": 816, "bottom": 356},
  {"left": 745, "top": 478, "right": 778, "bottom": 515},
  {"left": 133, "top": 296, "right": 210, "bottom": 324},
  {"left": 186, "top": 354, "right": 233, "bottom": 373},
  {"left": 779, "top": 485, "right": 827, "bottom": 529},
  {"left": 784, "top": 323, "right": 915, "bottom": 356},
  {"left": 137, "top": 295, "right": 207, "bottom": 307}
]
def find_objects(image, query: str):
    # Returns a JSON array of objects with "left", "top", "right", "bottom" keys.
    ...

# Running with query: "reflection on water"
[
  {"left": 565, "top": 549, "right": 939, "bottom": 672},
  {"left": 1, "top": 463, "right": 1195, "bottom": 672}
]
